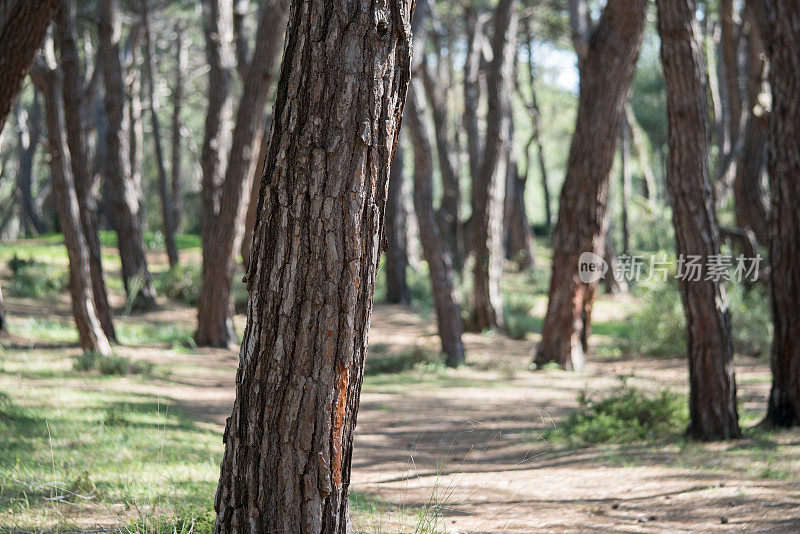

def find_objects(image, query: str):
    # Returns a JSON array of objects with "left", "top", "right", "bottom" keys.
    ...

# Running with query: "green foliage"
[
  {"left": 6, "top": 255, "right": 68, "bottom": 298},
  {"left": 123, "top": 508, "right": 216, "bottom": 534},
  {"left": 74, "top": 352, "right": 155, "bottom": 376},
  {"left": 728, "top": 284, "right": 772, "bottom": 358},
  {"left": 155, "top": 265, "right": 201, "bottom": 305},
  {"left": 504, "top": 294, "right": 542, "bottom": 341},
  {"left": 365, "top": 345, "right": 441, "bottom": 376},
  {"left": 548, "top": 382, "right": 687, "bottom": 445}
]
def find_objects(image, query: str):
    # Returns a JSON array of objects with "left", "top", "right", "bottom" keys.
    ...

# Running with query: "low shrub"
[
  {"left": 154, "top": 265, "right": 200, "bottom": 305},
  {"left": 7, "top": 255, "right": 68, "bottom": 298},
  {"left": 74, "top": 352, "right": 154, "bottom": 376},
  {"left": 547, "top": 382, "right": 687, "bottom": 444}
]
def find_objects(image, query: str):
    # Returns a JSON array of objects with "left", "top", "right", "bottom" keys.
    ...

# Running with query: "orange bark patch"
[{"left": 331, "top": 361, "right": 350, "bottom": 487}]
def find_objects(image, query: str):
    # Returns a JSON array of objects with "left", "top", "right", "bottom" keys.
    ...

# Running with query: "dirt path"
[{"left": 112, "top": 303, "right": 799, "bottom": 534}]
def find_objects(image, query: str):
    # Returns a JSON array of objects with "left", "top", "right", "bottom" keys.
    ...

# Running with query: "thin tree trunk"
[
  {"left": 141, "top": 0, "right": 179, "bottom": 267},
  {"left": 0, "top": 284, "right": 5, "bottom": 333},
  {"left": 463, "top": 11, "right": 486, "bottom": 208},
  {"left": 171, "top": 22, "right": 186, "bottom": 234},
  {"left": 504, "top": 107, "right": 534, "bottom": 270},
  {"left": 753, "top": 0, "right": 800, "bottom": 428},
  {"left": 471, "top": 0, "right": 517, "bottom": 332},
  {"left": 15, "top": 94, "right": 47, "bottom": 234},
  {"left": 124, "top": 23, "right": 145, "bottom": 225},
  {"left": 98, "top": 0, "right": 156, "bottom": 309},
  {"left": 385, "top": 144, "right": 411, "bottom": 305},
  {"left": 195, "top": 0, "right": 288, "bottom": 348},
  {"left": 625, "top": 103, "right": 658, "bottom": 200},
  {"left": 619, "top": 115, "right": 631, "bottom": 256},
  {"left": 535, "top": 0, "right": 646, "bottom": 371},
  {"left": 212, "top": 1, "right": 414, "bottom": 529},
  {"left": 657, "top": 0, "right": 741, "bottom": 441},
  {"left": 0, "top": 0, "right": 60, "bottom": 133},
  {"left": 240, "top": 119, "right": 269, "bottom": 272},
  {"left": 407, "top": 78, "right": 466, "bottom": 367},
  {"left": 57, "top": 0, "right": 117, "bottom": 342},
  {"left": 30, "top": 56, "right": 112, "bottom": 357}
]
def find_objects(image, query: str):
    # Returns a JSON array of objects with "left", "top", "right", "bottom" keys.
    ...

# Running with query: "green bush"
[
  {"left": 365, "top": 345, "right": 440, "bottom": 375},
  {"left": 7, "top": 255, "right": 68, "bottom": 298},
  {"left": 615, "top": 276, "right": 772, "bottom": 358},
  {"left": 547, "top": 382, "right": 687, "bottom": 445},
  {"left": 154, "top": 265, "right": 200, "bottom": 305},
  {"left": 74, "top": 352, "right": 154, "bottom": 376}
]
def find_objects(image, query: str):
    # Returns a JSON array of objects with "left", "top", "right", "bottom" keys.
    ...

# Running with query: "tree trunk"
[
  {"left": 619, "top": 115, "right": 631, "bottom": 256},
  {"left": 471, "top": 0, "right": 517, "bottom": 332},
  {"left": 535, "top": 0, "right": 646, "bottom": 371},
  {"left": 57, "top": 0, "right": 117, "bottom": 342},
  {"left": 212, "top": 0, "right": 414, "bottom": 529},
  {"left": 240, "top": 119, "right": 270, "bottom": 272},
  {"left": 385, "top": 144, "right": 411, "bottom": 305},
  {"left": 171, "top": 22, "right": 186, "bottom": 234},
  {"left": 0, "top": 0, "right": 60, "bottom": 133},
  {"left": 15, "top": 94, "right": 47, "bottom": 235},
  {"left": 141, "top": 0, "right": 179, "bottom": 268},
  {"left": 0, "top": 284, "right": 5, "bottom": 333},
  {"left": 98, "top": 0, "right": 156, "bottom": 309},
  {"left": 753, "top": 0, "right": 800, "bottom": 428},
  {"left": 463, "top": 11, "right": 486, "bottom": 209},
  {"left": 625, "top": 103, "right": 658, "bottom": 201},
  {"left": 406, "top": 79, "right": 466, "bottom": 367},
  {"left": 124, "top": 23, "right": 145, "bottom": 225},
  {"left": 195, "top": 0, "right": 287, "bottom": 348},
  {"left": 30, "top": 56, "right": 112, "bottom": 357},
  {"left": 657, "top": 0, "right": 741, "bottom": 441},
  {"left": 504, "top": 109, "right": 534, "bottom": 270}
]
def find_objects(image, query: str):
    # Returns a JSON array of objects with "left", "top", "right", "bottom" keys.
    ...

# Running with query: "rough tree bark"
[
  {"left": 141, "top": 0, "right": 179, "bottom": 268},
  {"left": 471, "top": 0, "right": 517, "bottom": 332},
  {"left": 30, "top": 53, "right": 112, "bottom": 357},
  {"left": 57, "top": 0, "right": 117, "bottom": 342},
  {"left": 0, "top": 0, "right": 60, "bottom": 133},
  {"left": 406, "top": 77, "right": 466, "bottom": 367},
  {"left": 212, "top": 0, "right": 414, "bottom": 530},
  {"left": 195, "top": 0, "right": 288, "bottom": 347},
  {"left": 753, "top": 0, "right": 800, "bottom": 427},
  {"left": 15, "top": 95, "right": 47, "bottom": 234},
  {"left": 98, "top": 0, "right": 156, "bottom": 308},
  {"left": 535, "top": 0, "right": 646, "bottom": 371},
  {"left": 657, "top": 0, "right": 741, "bottom": 440},
  {"left": 171, "top": 22, "right": 186, "bottom": 233},
  {"left": 385, "top": 144, "right": 411, "bottom": 304}
]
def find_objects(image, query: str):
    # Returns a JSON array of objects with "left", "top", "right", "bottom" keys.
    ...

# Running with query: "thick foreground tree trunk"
[
  {"left": 0, "top": 0, "right": 60, "bottom": 133},
  {"left": 657, "top": 0, "right": 741, "bottom": 440},
  {"left": 57, "top": 0, "right": 117, "bottom": 342},
  {"left": 195, "top": 0, "right": 287, "bottom": 348},
  {"left": 535, "top": 0, "right": 646, "bottom": 371},
  {"left": 754, "top": 0, "right": 800, "bottom": 427},
  {"left": 141, "top": 0, "right": 179, "bottom": 268},
  {"left": 471, "top": 0, "right": 517, "bottom": 332},
  {"left": 98, "top": 0, "right": 156, "bottom": 309},
  {"left": 406, "top": 79, "right": 466, "bottom": 367},
  {"left": 385, "top": 145, "right": 411, "bottom": 304},
  {"left": 212, "top": 0, "right": 413, "bottom": 530},
  {"left": 31, "top": 56, "right": 112, "bottom": 357}
]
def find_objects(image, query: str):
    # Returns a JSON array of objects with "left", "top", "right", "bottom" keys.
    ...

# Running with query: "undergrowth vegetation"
[
  {"left": 7, "top": 255, "right": 68, "bottom": 298},
  {"left": 74, "top": 351, "right": 155, "bottom": 376},
  {"left": 547, "top": 381, "right": 687, "bottom": 445}
]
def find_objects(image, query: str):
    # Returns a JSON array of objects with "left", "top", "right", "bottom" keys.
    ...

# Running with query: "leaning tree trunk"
[
  {"left": 0, "top": 0, "right": 60, "bottom": 133},
  {"left": 535, "top": 0, "right": 646, "bottom": 371},
  {"left": 406, "top": 79, "right": 466, "bottom": 367},
  {"left": 753, "top": 0, "right": 800, "bottom": 428},
  {"left": 98, "top": 0, "right": 156, "bottom": 308},
  {"left": 57, "top": 0, "right": 117, "bottom": 342},
  {"left": 385, "top": 144, "right": 411, "bottom": 305},
  {"left": 171, "top": 22, "right": 186, "bottom": 234},
  {"left": 195, "top": 0, "right": 287, "bottom": 348},
  {"left": 657, "top": 0, "right": 741, "bottom": 441},
  {"left": 31, "top": 57, "right": 112, "bottom": 357},
  {"left": 141, "top": 0, "right": 179, "bottom": 268},
  {"left": 471, "top": 0, "right": 517, "bottom": 332},
  {"left": 212, "top": 0, "right": 414, "bottom": 530}
]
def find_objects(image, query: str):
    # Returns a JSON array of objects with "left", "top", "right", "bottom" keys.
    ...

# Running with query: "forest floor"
[{"left": 1, "top": 238, "right": 800, "bottom": 533}]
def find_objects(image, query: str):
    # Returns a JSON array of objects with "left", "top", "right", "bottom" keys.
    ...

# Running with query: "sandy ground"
[{"left": 2, "top": 277, "right": 799, "bottom": 532}]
